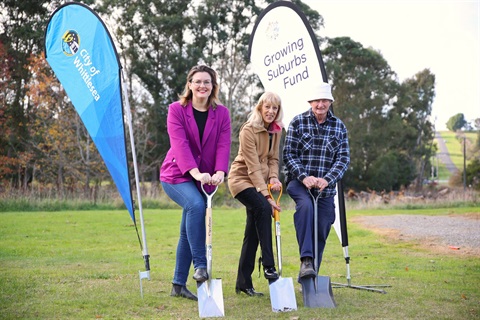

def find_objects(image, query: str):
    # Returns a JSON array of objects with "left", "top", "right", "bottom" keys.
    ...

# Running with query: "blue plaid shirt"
[{"left": 283, "top": 109, "right": 350, "bottom": 197}]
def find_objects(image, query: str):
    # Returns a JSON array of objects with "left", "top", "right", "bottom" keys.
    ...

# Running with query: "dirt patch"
[{"left": 352, "top": 212, "right": 480, "bottom": 257}]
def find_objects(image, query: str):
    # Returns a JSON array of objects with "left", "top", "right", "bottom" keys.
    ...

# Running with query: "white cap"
[{"left": 306, "top": 82, "right": 334, "bottom": 102}]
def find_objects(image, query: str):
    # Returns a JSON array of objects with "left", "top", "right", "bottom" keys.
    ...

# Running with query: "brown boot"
[{"left": 299, "top": 257, "right": 316, "bottom": 278}]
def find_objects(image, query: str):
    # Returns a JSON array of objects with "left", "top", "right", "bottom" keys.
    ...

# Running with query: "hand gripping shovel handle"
[
  {"left": 267, "top": 184, "right": 282, "bottom": 222},
  {"left": 268, "top": 184, "right": 283, "bottom": 276}
]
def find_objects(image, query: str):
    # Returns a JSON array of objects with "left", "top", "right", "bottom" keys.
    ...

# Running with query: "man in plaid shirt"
[{"left": 283, "top": 82, "right": 350, "bottom": 279}]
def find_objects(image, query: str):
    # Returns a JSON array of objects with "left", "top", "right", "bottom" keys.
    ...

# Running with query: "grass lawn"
[{"left": 1, "top": 207, "right": 479, "bottom": 319}]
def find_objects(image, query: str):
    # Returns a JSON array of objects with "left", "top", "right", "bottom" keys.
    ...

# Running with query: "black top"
[{"left": 193, "top": 107, "right": 208, "bottom": 142}]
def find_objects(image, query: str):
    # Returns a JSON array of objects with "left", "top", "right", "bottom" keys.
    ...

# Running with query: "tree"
[
  {"left": 1, "top": 0, "right": 323, "bottom": 192},
  {"left": 0, "top": 0, "right": 80, "bottom": 188},
  {"left": 464, "top": 158, "right": 480, "bottom": 190},
  {"left": 369, "top": 151, "right": 415, "bottom": 191},
  {"left": 322, "top": 36, "right": 400, "bottom": 191},
  {"left": 25, "top": 53, "right": 106, "bottom": 196},
  {"left": 2, "top": 0, "right": 441, "bottom": 196},
  {"left": 446, "top": 113, "right": 467, "bottom": 132},
  {"left": 391, "top": 69, "right": 436, "bottom": 191},
  {"left": 97, "top": 0, "right": 206, "bottom": 184},
  {"left": 0, "top": 40, "right": 16, "bottom": 183},
  {"left": 190, "top": 0, "right": 265, "bottom": 161},
  {"left": 322, "top": 37, "right": 436, "bottom": 192},
  {"left": 96, "top": 0, "right": 292, "bottom": 182}
]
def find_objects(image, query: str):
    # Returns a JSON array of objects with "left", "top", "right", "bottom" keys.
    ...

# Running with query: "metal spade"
[
  {"left": 197, "top": 184, "right": 225, "bottom": 318},
  {"left": 268, "top": 184, "right": 297, "bottom": 312},
  {"left": 298, "top": 188, "right": 336, "bottom": 308}
]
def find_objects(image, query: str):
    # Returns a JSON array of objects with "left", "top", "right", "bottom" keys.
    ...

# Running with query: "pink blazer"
[{"left": 160, "top": 101, "right": 231, "bottom": 190}]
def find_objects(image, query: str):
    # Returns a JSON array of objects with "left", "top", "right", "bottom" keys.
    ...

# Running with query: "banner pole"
[
  {"left": 332, "top": 181, "right": 389, "bottom": 293},
  {"left": 121, "top": 70, "right": 151, "bottom": 296},
  {"left": 45, "top": 2, "right": 150, "bottom": 296}
]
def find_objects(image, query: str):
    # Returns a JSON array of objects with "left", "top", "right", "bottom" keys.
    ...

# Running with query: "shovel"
[
  {"left": 197, "top": 184, "right": 225, "bottom": 318},
  {"left": 298, "top": 188, "right": 336, "bottom": 308},
  {"left": 268, "top": 184, "right": 297, "bottom": 312}
]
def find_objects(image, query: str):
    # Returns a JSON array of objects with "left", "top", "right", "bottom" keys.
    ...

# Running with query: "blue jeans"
[
  {"left": 286, "top": 179, "right": 335, "bottom": 272},
  {"left": 161, "top": 181, "right": 207, "bottom": 286}
]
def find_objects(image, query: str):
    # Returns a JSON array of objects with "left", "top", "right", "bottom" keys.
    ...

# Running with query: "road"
[{"left": 435, "top": 131, "right": 459, "bottom": 174}]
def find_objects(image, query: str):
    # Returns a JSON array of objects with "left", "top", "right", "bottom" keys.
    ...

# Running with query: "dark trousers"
[
  {"left": 287, "top": 179, "right": 335, "bottom": 272},
  {"left": 235, "top": 187, "right": 275, "bottom": 289}
]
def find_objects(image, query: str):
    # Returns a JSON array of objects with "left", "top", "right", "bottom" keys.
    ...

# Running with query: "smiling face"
[
  {"left": 309, "top": 99, "right": 332, "bottom": 122},
  {"left": 188, "top": 71, "right": 213, "bottom": 101},
  {"left": 261, "top": 102, "right": 279, "bottom": 126}
]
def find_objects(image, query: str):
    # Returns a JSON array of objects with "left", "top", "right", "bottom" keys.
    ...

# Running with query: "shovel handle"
[
  {"left": 201, "top": 184, "right": 218, "bottom": 208},
  {"left": 201, "top": 184, "right": 218, "bottom": 276},
  {"left": 267, "top": 184, "right": 282, "bottom": 222},
  {"left": 268, "top": 184, "right": 283, "bottom": 274}
]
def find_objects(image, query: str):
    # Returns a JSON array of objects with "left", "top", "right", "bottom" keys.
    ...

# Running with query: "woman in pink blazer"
[{"left": 160, "top": 65, "right": 231, "bottom": 301}]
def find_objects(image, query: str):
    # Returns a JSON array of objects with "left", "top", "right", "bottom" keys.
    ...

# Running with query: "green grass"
[{"left": 1, "top": 206, "right": 479, "bottom": 319}]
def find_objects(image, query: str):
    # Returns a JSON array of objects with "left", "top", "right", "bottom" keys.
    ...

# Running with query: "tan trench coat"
[{"left": 228, "top": 122, "right": 281, "bottom": 198}]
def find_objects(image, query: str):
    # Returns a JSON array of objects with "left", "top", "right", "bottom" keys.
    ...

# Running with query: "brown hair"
[{"left": 179, "top": 65, "right": 220, "bottom": 109}]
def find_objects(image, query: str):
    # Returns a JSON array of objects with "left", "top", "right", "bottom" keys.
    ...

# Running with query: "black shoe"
[
  {"left": 264, "top": 266, "right": 279, "bottom": 280},
  {"left": 170, "top": 284, "right": 198, "bottom": 301},
  {"left": 235, "top": 287, "right": 264, "bottom": 297},
  {"left": 299, "top": 257, "right": 316, "bottom": 278},
  {"left": 193, "top": 268, "right": 209, "bottom": 282}
]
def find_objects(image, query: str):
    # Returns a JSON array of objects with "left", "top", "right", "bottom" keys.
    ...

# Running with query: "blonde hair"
[
  {"left": 179, "top": 65, "right": 220, "bottom": 109},
  {"left": 247, "top": 92, "right": 284, "bottom": 128}
]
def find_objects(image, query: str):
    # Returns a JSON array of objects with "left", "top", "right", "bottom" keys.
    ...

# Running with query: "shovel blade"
[
  {"left": 269, "top": 277, "right": 297, "bottom": 312},
  {"left": 197, "top": 279, "right": 225, "bottom": 318},
  {"left": 299, "top": 275, "right": 336, "bottom": 308}
]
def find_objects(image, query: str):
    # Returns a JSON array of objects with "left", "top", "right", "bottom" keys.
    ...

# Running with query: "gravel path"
[{"left": 353, "top": 213, "right": 480, "bottom": 256}]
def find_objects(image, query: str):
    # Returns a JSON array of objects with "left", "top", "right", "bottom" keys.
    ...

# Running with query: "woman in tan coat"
[{"left": 228, "top": 92, "right": 284, "bottom": 297}]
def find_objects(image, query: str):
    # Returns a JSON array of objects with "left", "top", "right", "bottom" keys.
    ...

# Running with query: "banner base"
[{"left": 139, "top": 270, "right": 151, "bottom": 298}]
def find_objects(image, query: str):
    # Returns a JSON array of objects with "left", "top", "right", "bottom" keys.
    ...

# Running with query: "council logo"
[
  {"left": 265, "top": 21, "right": 280, "bottom": 41},
  {"left": 61, "top": 30, "right": 80, "bottom": 56}
]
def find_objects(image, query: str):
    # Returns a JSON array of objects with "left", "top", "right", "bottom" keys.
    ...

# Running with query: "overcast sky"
[{"left": 301, "top": 0, "right": 479, "bottom": 130}]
